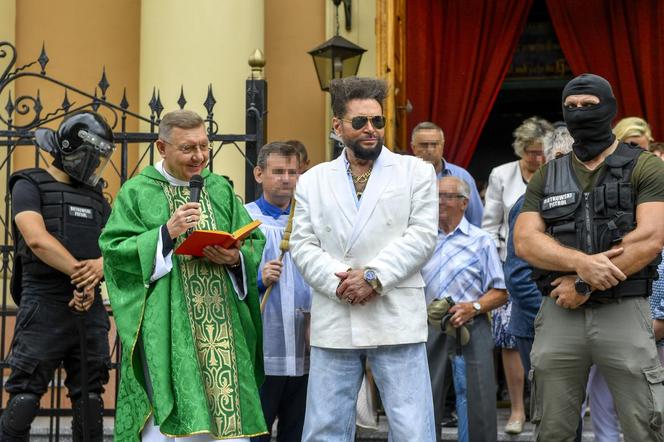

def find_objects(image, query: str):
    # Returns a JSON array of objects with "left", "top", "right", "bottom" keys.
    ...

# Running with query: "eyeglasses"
[
  {"left": 439, "top": 193, "right": 467, "bottom": 201},
  {"left": 163, "top": 140, "right": 211, "bottom": 155},
  {"left": 341, "top": 115, "right": 386, "bottom": 130},
  {"left": 524, "top": 149, "right": 544, "bottom": 158}
]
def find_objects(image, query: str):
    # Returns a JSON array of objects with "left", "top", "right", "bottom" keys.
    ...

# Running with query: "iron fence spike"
[
  {"left": 4, "top": 91, "right": 14, "bottom": 117},
  {"left": 120, "top": 88, "right": 129, "bottom": 110},
  {"left": 98, "top": 67, "right": 110, "bottom": 99},
  {"left": 61, "top": 90, "right": 71, "bottom": 112},
  {"left": 148, "top": 87, "right": 158, "bottom": 115},
  {"left": 32, "top": 89, "right": 43, "bottom": 123},
  {"left": 155, "top": 90, "right": 164, "bottom": 118},
  {"left": 38, "top": 42, "right": 49, "bottom": 75},
  {"left": 204, "top": 84, "right": 216, "bottom": 116},
  {"left": 92, "top": 87, "right": 100, "bottom": 112},
  {"left": 177, "top": 85, "right": 187, "bottom": 109}
]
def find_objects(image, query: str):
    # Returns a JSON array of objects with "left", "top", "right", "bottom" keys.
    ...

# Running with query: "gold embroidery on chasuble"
[{"left": 161, "top": 183, "right": 242, "bottom": 437}]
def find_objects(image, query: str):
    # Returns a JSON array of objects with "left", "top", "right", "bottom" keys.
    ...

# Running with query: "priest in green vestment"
[{"left": 99, "top": 110, "right": 267, "bottom": 441}]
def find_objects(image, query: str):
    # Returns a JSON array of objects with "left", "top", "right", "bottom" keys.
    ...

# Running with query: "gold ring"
[
  {"left": 186, "top": 216, "right": 192, "bottom": 223},
  {"left": 347, "top": 297, "right": 353, "bottom": 304}
]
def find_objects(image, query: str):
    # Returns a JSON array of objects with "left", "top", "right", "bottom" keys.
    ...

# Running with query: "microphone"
[
  {"left": 189, "top": 174, "right": 204, "bottom": 203},
  {"left": 187, "top": 175, "right": 204, "bottom": 235}
]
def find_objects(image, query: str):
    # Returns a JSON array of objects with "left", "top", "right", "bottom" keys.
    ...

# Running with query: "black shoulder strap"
[
  {"left": 543, "top": 153, "right": 573, "bottom": 195},
  {"left": 603, "top": 142, "right": 642, "bottom": 182},
  {"left": 9, "top": 168, "right": 56, "bottom": 193}
]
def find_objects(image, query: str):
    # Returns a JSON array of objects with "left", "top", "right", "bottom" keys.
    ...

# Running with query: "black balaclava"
[{"left": 562, "top": 73, "right": 617, "bottom": 161}]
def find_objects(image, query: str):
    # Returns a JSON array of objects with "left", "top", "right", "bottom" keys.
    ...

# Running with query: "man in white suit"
[{"left": 290, "top": 77, "right": 439, "bottom": 441}]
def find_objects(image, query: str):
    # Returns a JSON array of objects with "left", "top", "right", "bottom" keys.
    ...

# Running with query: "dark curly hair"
[{"left": 329, "top": 77, "right": 388, "bottom": 118}]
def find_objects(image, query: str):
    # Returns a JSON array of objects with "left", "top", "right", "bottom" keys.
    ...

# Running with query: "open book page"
[{"left": 175, "top": 219, "right": 262, "bottom": 256}]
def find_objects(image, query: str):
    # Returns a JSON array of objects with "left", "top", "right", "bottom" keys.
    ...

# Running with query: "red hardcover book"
[{"left": 175, "top": 219, "right": 262, "bottom": 256}]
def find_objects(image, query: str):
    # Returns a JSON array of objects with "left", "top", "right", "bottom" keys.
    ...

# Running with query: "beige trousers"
[{"left": 530, "top": 296, "right": 664, "bottom": 442}]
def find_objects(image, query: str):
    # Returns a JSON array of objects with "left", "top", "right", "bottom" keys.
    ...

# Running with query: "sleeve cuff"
[
  {"left": 257, "top": 274, "right": 267, "bottom": 294},
  {"left": 225, "top": 253, "right": 248, "bottom": 300},
  {"left": 160, "top": 224, "right": 174, "bottom": 257},
  {"left": 150, "top": 226, "right": 174, "bottom": 283}
]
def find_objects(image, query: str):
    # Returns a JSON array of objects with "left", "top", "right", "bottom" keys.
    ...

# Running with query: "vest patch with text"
[
  {"left": 542, "top": 192, "right": 577, "bottom": 211},
  {"left": 68, "top": 205, "right": 94, "bottom": 219}
]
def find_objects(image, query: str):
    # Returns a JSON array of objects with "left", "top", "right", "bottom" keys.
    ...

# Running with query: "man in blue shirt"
[
  {"left": 423, "top": 176, "right": 507, "bottom": 442},
  {"left": 411, "top": 122, "right": 484, "bottom": 226},
  {"left": 245, "top": 141, "right": 312, "bottom": 442}
]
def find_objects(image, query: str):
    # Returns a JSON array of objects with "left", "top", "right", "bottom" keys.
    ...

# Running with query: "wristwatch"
[
  {"left": 472, "top": 301, "right": 482, "bottom": 315},
  {"left": 363, "top": 269, "right": 382, "bottom": 292},
  {"left": 574, "top": 277, "right": 592, "bottom": 296}
]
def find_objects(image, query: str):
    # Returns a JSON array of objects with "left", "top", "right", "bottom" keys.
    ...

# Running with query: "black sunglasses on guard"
[{"left": 341, "top": 115, "right": 386, "bottom": 130}]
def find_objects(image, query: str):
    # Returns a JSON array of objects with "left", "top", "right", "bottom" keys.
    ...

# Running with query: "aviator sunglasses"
[{"left": 341, "top": 115, "right": 386, "bottom": 130}]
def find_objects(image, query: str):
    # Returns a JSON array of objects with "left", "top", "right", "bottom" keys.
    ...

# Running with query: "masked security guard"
[
  {"left": 514, "top": 74, "right": 664, "bottom": 441},
  {"left": 0, "top": 111, "right": 115, "bottom": 441}
]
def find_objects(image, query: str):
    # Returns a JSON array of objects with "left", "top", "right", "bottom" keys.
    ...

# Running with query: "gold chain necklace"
[{"left": 350, "top": 167, "right": 372, "bottom": 184}]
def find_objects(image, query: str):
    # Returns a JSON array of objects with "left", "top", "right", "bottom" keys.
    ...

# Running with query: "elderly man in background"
[
  {"left": 411, "top": 122, "right": 484, "bottom": 226},
  {"left": 424, "top": 176, "right": 507, "bottom": 442}
]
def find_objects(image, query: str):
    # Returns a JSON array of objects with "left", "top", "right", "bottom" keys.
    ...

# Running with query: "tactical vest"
[
  {"left": 9, "top": 168, "right": 108, "bottom": 303},
  {"left": 533, "top": 143, "right": 660, "bottom": 301}
]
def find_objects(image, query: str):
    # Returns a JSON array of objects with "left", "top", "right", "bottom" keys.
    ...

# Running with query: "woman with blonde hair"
[{"left": 613, "top": 116, "right": 653, "bottom": 149}]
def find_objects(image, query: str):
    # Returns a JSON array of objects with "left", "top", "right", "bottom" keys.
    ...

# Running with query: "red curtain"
[
  {"left": 546, "top": 0, "right": 664, "bottom": 139},
  {"left": 406, "top": 0, "right": 533, "bottom": 167}
]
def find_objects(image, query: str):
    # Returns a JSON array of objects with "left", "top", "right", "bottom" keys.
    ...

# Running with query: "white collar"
[{"left": 155, "top": 160, "right": 190, "bottom": 187}]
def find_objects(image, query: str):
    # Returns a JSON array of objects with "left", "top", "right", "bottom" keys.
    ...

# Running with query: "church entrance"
[{"left": 466, "top": 0, "right": 573, "bottom": 186}]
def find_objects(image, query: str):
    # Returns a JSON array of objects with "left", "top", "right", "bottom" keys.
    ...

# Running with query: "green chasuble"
[{"left": 99, "top": 165, "right": 267, "bottom": 441}]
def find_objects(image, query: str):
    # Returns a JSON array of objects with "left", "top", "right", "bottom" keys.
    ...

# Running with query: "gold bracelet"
[{"left": 227, "top": 261, "right": 241, "bottom": 269}]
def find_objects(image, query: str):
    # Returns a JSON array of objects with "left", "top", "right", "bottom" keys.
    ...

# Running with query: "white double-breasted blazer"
[{"left": 290, "top": 147, "right": 438, "bottom": 349}]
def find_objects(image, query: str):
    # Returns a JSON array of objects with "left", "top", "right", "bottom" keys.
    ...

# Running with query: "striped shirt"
[{"left": 422, "top": 217, "right": 506, "bottom": 305}]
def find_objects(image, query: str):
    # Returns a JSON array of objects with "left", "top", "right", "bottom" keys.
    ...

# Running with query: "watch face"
[
  {"left": 575, "top": 281, "right": 591, "bottom": 295},
  {"left": 473, "top": 302, "right": 481, "bottom": 312},
  {"left": 365, "top": 270, "right": 376, "bottom": 281}
]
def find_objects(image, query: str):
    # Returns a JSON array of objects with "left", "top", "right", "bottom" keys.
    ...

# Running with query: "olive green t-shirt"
[{"left": 522, "top": 149, "right": 664, "bottom": 213}]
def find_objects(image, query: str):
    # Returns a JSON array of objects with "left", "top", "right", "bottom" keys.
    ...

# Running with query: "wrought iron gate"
[{"left": 0, "top": 41, "right": 267, "bottom": 438}]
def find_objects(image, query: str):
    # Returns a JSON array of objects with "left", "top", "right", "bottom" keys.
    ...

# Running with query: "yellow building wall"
[
  {"left": 0, "top": 0, "right": 15, "bottom": 60},
  {"left": 264, "top": 0, "right": 326, "bottom": 168},
  {"left": 13, "top": 0, "right": 141, "bottom": 197},
  {"left": 140, "top": 0, "right": 264, "bottom": 199}
]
